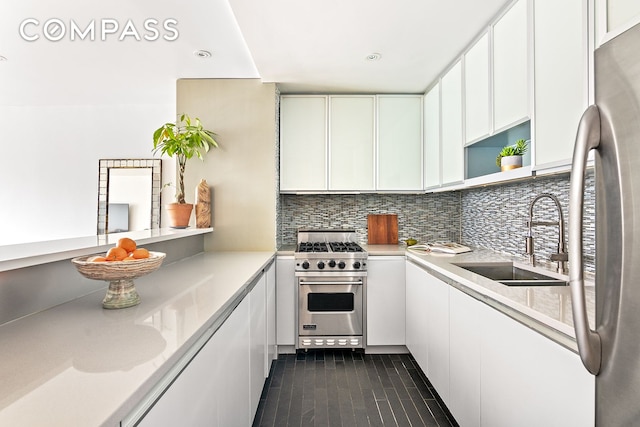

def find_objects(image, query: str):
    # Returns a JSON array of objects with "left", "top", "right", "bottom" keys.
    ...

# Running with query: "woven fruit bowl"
[{"left": 72, "top": 252, "right": 166, "bottom": 309}]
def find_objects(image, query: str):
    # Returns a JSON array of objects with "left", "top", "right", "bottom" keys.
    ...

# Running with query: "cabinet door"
[
  {"left": 280, "top": 96, "right": 327, "bottom": 191},
  {"left": 329, "top": 96, "right": 375, "bottom": 191},
  {"left": 481, "top": 304, "right": 594, "bottom": 427},
  {"left": 441, "top": 61, "right": 464, "bottom": 185},
  {"left": 367, "top": 257, "right": 405, "bottom": 346},
  {"left": 533, "top": 0, "right": 588, "bottom": 170},
  {"left": 449, "top": 288, "right": 482, "bottom": 427},
  {"left": 377, "top": 95, "right": 423, "bottom": 190},
  {"left": 597, "top": 0, "right": 640, "bottom": 45},
  {"left": 138, "top": 298, "right": 251, "bottom": 427},
  {"left": 464, "top": 32, "right": 491, "bottom": 144},
  {"left": 425, "top": 271, "right": 450, "bottom": 403},
  {"left": 424, "top": 83, "right": 441, "bottom": 189},
  {"left": 276, "top": 257, "right": 296, "bottom": 346},
  {"left": 250, "top": 275, "right": 267, "bottom": 415},
  {"left": 493, "top": 0, "right": 529, "bottom": 131},
  {"left": 265, "top": 262, "right": 277, "bottom": 370},
  {"left": 405, "top": 261, "right": 429, "bottom": 371}
]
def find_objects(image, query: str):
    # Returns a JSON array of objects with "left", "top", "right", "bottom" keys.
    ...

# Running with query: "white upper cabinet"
[
  {"left": 493, "top": 0, "right": 530, "bottom": 131},
  {"left": 597, "top": 0, "right": 640, "bottom": 45},
  {"left": 464, "top": 32, "right": 491, "bottom": 144},
  {"left": 280, "top": 94, "right": 422, "bottom": 193},
  {"left": 329, "top": 96, "right": 375, "bottom": 191},
  {"left": 377, "top": 95, "right": 423, "bottom": 191},
  {"left": 533, "top": 0, "right": 588, "bottom": 171},
  {"left": 424, "top": 83, "right": 441, "bottom": 189},
  {"left": 440, "top": 61, "right": 464, "bottom": 185},
  {"left": 280, "top": 96, "right": 327, "bottom": 191}
]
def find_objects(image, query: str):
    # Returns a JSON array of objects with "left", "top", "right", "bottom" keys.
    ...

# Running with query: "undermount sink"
[{"left": 452, "top": 262, "right": 569, "bottom": 287}]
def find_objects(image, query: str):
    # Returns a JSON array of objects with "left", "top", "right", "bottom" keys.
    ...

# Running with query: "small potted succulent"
[
  {"left": 153, "top": 114, "right": 218, "bottom": 228},
  {"left": 496, "top": 139, "right": 528, "bottom": 172}
]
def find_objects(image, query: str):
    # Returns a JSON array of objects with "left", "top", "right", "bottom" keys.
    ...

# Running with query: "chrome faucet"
[{"left": 525, "top": 193, "right": 568, "bottom": 274}]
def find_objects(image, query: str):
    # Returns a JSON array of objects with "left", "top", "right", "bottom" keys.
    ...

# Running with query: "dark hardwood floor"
[{"left": 253, "top": 350, "right": 458, "bottom": 427}]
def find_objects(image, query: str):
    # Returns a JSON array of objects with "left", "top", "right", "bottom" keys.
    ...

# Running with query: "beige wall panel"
[{"left": 177, "top": 79, "right": 277, "bottom": 251}]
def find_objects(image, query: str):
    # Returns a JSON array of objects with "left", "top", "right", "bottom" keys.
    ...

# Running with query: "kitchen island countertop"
[{"left": 0, "top": 251, "right": 274, "bottom": 426}]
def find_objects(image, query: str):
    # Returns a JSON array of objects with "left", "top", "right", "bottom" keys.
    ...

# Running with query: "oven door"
[{"left": 298, "top": 276, "right": 364, "bottom": 337}]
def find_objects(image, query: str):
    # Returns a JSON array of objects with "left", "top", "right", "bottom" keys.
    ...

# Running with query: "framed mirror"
[{"left": 97, "top": 159, "right": 162, "bottom": 234}]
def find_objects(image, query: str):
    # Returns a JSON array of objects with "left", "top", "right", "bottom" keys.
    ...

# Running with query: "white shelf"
[{"left": 0, "top": 228, "right": 213, "bottom": 272}]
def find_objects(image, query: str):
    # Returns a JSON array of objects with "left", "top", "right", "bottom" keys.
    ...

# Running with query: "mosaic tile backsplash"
[
  {"left": 277, "top": 172, "right": 596, "bottom": 273},
  {"left": 278, "top": 193, "right": 461, "bottom": 246},
  {"left": 461, "top": 172, "right": 596, "bottom": 273}
]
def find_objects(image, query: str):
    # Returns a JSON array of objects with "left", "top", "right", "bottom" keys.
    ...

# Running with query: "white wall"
[{"left": 0, "top": 103, "right": 175, "bottom": 245}]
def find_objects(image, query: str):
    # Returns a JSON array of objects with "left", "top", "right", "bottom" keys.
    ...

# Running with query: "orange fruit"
[
  {"left": 132, "top": 248, "right": 150, "bottom": 259},
  {"left": 105, "top": 247, "right": 128, "bottom": 261},
  {"left": 89, "top": 256, "right": 107, "bottom": 262},
  {"left": 117, "top": 237, "right": 137, "bottom": 253},
  {"left": 122, "top": 255, "right": 137, "bottom": 262}
]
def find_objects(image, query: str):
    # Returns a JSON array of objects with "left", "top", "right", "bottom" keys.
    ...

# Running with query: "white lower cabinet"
[
  {"left": 137, "top": 297, "right": 251, "bottom": 427},
  {"left": 367, "top": 256, "right": 406, "bottom": 346},
  {"left": 249, "top": 275, "right": 267, "bottom": 415},
  {"left": 265, "top": 262, "right": 277, "bottom": 369},
  {"left": 276, "top": 256, "right": 296, "bottom": 347},
  {"left": 134, "top": 265, "right": 275, "bottom": 427},
  {"left": 481, "top": 303, "right": 595, "bottom": 427},
  {"left": 405, "top": 261, "right": 429, "bottom": 369},
  {"left": 405, "top": 260, "right": 595, "bottom": 427},
  {"left": 424, "top": 267, "right": 450, "bottom": 403},
  {"left": 449, "top": 287, "right": 482, "bottom": 427}
]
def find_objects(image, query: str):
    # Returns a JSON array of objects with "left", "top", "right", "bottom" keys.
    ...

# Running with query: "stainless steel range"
[{"left": 295, "top": 229, "right": 367, "bottom": 350}]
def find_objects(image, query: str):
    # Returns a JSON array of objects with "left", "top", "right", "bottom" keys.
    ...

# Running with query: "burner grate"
[
  {"left": 329, "top": 242, "right": 364, "bottom": 252},
  {"left": 297, "top": 242, "right": 329, "bottom": 253}
]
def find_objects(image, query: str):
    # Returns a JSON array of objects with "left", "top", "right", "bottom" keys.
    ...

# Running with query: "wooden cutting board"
[{"left": 367, "top": 214, "right": 398, "bottom": 245}]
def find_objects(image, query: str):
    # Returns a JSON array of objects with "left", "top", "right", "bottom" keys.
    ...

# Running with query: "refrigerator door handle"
[{"left": 569, "top": 105, "right": 602, "bottom": 375}]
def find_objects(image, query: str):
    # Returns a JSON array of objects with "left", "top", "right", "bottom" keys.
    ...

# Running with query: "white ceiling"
[{"left": 0, "top": 0, "right": 510, "bottom": 105}]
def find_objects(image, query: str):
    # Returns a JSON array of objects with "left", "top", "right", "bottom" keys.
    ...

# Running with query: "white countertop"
[
  {"left": 0, "top": 251, "right": 274, "bottom": 426},
  {"left": 0, "top": 228, "right": 213, "bottom": 272}
]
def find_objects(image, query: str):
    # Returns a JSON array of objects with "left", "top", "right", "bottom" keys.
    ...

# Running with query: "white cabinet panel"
[
  {"left": 481, "top": 302, "right": 594, "bottom": 427},
  {"left": 449, "top": 288, "right": 482, "bottom": 427},
  {"left": 441, "top": 61, "right": 464, "bottom": 185},
  {"left": 280, "top": 96, "right": 327, "bottom": 191},
  {"left": 329, "top": 96, "right": 375, "bottom": 191},
  {"left": 534, "top": 0, "right": 588, "bottom": 170},
  {"left": 250, "top": 276, "right": 267, "bottom": 415},
  {"left": 367, "top": 257, "right": 405, "bottom": 346},
  {"left": 464, "top": 32, "right": 491, "bottom": 143},
  {"left": 276, "top": 257, "right": 296, "bottom": 346},
  {"left": 405, "top": 261, "right": 429, "bottom": 370},
  {"left": 424, "top": 84, "right": 441, "bottom": 189},
  {"left": 598, "top": 0, "right": 640, "bottom": 44},
  {"left": 266, "top": 262, "right": 277, "bottom": 370},
  {"left": 493, "top": 0, "right": 529, "bottom": 131},
  {"left": 377, "top": 95, "right": 423, "bottom": 190},
  {"left": 138, "top": 298, "right": 252, "bottom": 427},
  {"left": 425, "top": 271, "right": 450, "bottom": 403}
]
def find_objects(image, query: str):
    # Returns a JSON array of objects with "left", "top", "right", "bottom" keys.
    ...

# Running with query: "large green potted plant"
[
  {"left": 153, "top": 114, "right": 218, "bottom": 228},
  {"left": 496, "top": 139, "right": 528, "bottom": 172}
]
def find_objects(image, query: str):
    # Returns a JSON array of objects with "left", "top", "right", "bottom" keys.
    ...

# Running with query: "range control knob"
[
  {"left": 302, "top": 261, "right": 310, "bottom": 270},
  {"left": 353, "top": 261, "right": 361, "bottom": 269},
  {"left": 338, "top": 261, "right": 346, "bottom": 269},
  {"left": 328, "top": 260, "right": 336, "bottom": 268},
  {"left": 317, "top": 261, "right": 325, "bottom": 269}
]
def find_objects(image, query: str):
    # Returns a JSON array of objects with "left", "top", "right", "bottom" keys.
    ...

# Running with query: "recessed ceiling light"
[
  {"left": 0, "top": 56, "right": 7, "bottom": 61},
  {"left": 365, "top": 53, "right": 381, "bottom": 61},
  {"left": 193, "top": 50, "right": 212, "bottom": 58}
]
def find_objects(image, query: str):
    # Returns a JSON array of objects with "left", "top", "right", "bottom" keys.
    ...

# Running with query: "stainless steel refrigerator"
[{"left": 570, "top": 20, "right": 640, "bottom": 426}]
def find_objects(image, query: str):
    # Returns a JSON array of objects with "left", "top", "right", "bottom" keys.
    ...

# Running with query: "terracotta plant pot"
[
  {"left": 500, "top": 155, "right": 523, "bottom": 172},
  {"left": 165, "top": 203, "right": 193, "bottom": 228}
]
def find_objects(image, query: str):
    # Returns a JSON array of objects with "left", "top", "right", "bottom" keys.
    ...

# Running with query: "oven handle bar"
[{"left": 299, "top": 280, "right": 363, "bottom": 286}]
